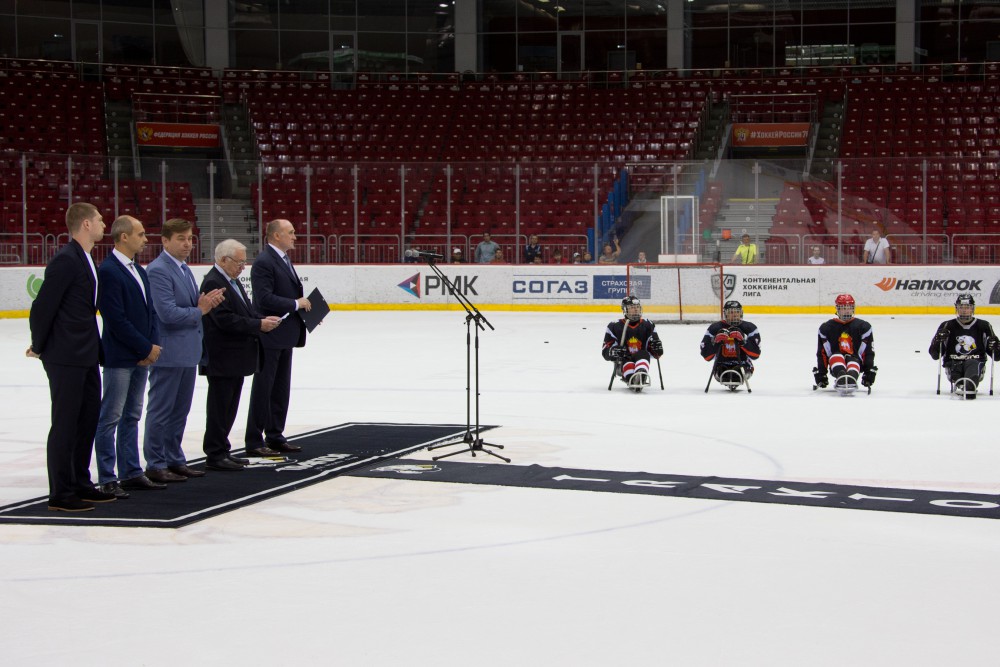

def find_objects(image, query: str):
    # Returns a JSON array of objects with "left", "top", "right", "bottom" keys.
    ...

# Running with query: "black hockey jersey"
[
  {"left": 700, "top": 320, "right": 762, "bottom": 363},
  {"left": 928, "top": 318, "right": 1000, "bottom": 362},
  {"left": 817, "top": 317, "right": 875, "bottom": 370},
  {"left": 603, "top": 318, "right": 662, "bottom": 360}
]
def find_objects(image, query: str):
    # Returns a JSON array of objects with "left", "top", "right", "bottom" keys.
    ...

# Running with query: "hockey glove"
[
  {"left": 713, "top": 331, "right": 730, "bottom": 344},
  {"left": 729, "top": 329, "right": 745, "bottom": 343},
  {"left": 934, "top": 330, "right": 949, "bottom": 347},
  {"left": 608, "top": 345, "right": 626, "bottom": 361},
  {"left": 812, "top": 367, "right": 828, "bottom": 388},
  {"left": 988, "top": 337, "right": 1000, "bottom": 355},
  {"left": 648, "top": 338, "right": 663, "bottom": 356},
  {"left": 861, "top": 366, "right": 878, "bottom": 388}
]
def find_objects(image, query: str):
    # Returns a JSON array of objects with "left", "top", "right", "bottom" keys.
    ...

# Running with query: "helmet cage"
[
  {"left": 622, "top": 297, "right": 642, "bottom": 323},
  {"left": 836, "top": 303, "right": 855, "bottom": 320},
  {"left": 956, "top": 302, "right": 975, "bottom": 324},
  {"left": 723, "top": 302, "right": 743, "bottom": 326}
]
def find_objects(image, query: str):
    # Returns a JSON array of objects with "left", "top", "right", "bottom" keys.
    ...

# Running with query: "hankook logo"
[{"left": 875, "top": 277, "right": 982, "bottom": 292}]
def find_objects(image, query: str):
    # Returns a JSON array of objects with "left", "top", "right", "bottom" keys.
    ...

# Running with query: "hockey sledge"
[
  {"left": 627, "top": 370, "right": 650, "bottom": 393},
  {"left": 835, "top": 375, "right": 858, "bottom": 396},
  {"left": 717, "top": 368, "right": 744, "bottom": 392},
  {"left": 952, "top": 377, "right": 978, "bottom": 400}
]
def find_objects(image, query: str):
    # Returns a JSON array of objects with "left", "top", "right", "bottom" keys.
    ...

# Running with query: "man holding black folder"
[{"left": 245, "top": 219, "right": 312, "bottom": 457}]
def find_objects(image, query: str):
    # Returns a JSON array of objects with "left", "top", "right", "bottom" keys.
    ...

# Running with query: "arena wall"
[{"left": 3, "top": 264, "right": 999, "bottom": 317}]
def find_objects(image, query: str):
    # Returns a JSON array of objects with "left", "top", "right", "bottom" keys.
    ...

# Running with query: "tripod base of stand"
[{"left": 429, "top": 433, "right": 511, "bottom": 463}]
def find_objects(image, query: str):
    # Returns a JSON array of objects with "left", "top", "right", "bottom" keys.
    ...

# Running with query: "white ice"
[{"left": 1, "top": 312, "right": 1000, "bottom": 665}]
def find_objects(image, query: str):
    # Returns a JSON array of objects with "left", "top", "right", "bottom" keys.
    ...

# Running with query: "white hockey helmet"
[{"left": 621, "top": 295, "right": 642, "bottom": 323}]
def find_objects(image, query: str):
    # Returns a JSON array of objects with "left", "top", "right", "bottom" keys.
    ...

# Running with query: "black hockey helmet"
[
  {"left": 723, "top": 300, "right": 743, "bottom": 326},
  {"left": 621, "top": 295, "right": 642, "bottom": 323},
  {"left": 955, "top": 293, "right": 975, "bottom": 324}
]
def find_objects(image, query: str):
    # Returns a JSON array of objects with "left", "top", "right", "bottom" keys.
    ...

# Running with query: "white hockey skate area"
[{"left": 2, "top": 310, "right": 1000, "bottom": 665}]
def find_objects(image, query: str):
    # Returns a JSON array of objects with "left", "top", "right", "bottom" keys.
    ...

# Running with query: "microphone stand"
[{"left": 422, "top": 255, "right": 510, "bottom": 463}]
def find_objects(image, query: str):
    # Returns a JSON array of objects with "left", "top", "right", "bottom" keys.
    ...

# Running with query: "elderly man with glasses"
[{"left": 198, "top": 239, "right": 282, "bottom": 471}]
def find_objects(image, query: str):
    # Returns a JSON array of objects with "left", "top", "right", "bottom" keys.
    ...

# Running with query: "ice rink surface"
[{"left": 2, "top": 310, "right": 1000, "bottom": 665}]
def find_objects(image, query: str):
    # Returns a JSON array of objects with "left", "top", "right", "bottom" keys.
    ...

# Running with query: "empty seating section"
[
  {"left": 834, "top": 79, "right": 1000, "bottom": 261},
  {"left": 0, "top": 59, "right": 199, "bottom": 236},
  {"left": 244, "top": 78, "right": 708, "bottom": 242}
]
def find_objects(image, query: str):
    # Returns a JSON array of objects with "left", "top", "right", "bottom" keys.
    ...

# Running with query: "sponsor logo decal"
[
  {"left": 397, "top": 273, "right": 421, "bottom": 298},
  {"left": 594, "top": 274, "right": 650, "bottom": 299},
  {"left": 512, "top": 274, "right": 589, "bottom": 299},
  {"left": 712, "top": 273, "right": 736, "bottom": 299},
  {"left": 371, "top": 464, "right": 442, "bottom": 475},
  {"left": 26, "top": 274, "right": 42, "bottom": 299},
  {"left": 875, "top": 276, "right": 982, "bottom": 294}
]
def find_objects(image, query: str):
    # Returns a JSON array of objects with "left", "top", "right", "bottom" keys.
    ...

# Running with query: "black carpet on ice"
[
  {"left": 350, "top": 459, "right": 1000, "bottom": 521},
  {"left": 0, "top": 423, "right": 486, "bottom": 528}
]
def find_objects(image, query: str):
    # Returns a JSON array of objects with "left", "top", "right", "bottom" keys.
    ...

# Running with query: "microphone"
[{"left": 405, "top": 249, "right": 444, "bottom": 260}]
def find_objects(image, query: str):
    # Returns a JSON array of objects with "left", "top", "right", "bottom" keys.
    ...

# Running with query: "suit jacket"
[
  {"left": 97, "top": 254, "right": 159, "bottom": 368},
  {"left": 146, "top": 250, "right": 204, "bottom": 368},
  {"left": 250, "top": 245, "right": 306, "bottom": 350},
  {"left": 199, "top": 267, "right": 264, "bottom": 377},
  {"left": 29, "top": 239, "right": 102, "bottom": 367}
]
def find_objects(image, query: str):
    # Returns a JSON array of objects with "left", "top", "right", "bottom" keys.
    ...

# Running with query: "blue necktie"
[
  {"left": 231, "top": 279, "right": 245, "bottom": 303},
  {"left": 181, "top": 263, "right": 197, "bottom": 300}
]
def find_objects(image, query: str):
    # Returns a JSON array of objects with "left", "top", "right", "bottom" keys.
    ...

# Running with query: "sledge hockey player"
[
  {"left": 700, "top": 300, "right": 761, "bottom": 391},
  {"left": 928, "top": 293, "right": 1000, "bottom": 400},
  {"left": 602, "top": 296, "right": 663, "bottom": 392},
  {"left": 813, "top": 294, "right": 877, "bottom": 395}
]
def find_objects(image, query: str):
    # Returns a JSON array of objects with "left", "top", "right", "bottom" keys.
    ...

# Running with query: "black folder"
[{"left": 299, "top": 287, "right": 329, "bottom": 332}]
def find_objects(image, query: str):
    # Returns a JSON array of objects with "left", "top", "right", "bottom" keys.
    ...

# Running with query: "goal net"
[{"left": 625, "top": 262, "right": 725, "bottom": 324}]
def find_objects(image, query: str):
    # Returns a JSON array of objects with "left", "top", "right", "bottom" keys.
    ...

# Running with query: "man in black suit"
[
  {"left": 28, "top": 202, "right": 116, "bottom": 512},
  {"left": 200, "top": 239, "right": 281, "bottom": 470},
  {"left": 245, "top": 219, "right": 312, "bottom": 457}
]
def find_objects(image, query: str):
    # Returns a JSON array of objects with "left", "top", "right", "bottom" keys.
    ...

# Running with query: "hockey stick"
[
  {"left": 656, "top": 356, "right": 664, "bottom": 390},
  {"left": 704, "top": 361, "right": 716, "bottom": 393},
  {"left": 987, "top": 357, "right": 995, "bottom": 396},
  {"left": 607, "top": 320, "right": 629, "bottom": 391},
  {"left": 741, "top": 366, "right": 752, "bottom": 394},
  {"left": 934, "top": 323, "right": 948, "bottom": 395}
]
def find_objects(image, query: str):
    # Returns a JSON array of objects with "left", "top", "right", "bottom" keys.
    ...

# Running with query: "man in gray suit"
[{"left": 143, "top": 218, "right": 225, "bottom": 484}]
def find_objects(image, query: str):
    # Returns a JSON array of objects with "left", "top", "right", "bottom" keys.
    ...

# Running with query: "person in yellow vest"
[{"left": 731, "top": 234, "right": 758, "bottom": 265}]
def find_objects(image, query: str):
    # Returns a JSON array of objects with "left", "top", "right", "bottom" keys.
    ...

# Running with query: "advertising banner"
[
  {"left": 135, "top": 122, "right": 221, "bottom": 148},
  {"left": 731, "top": 123, "right": 810, "bottom": 148},
  {"left": 3, "top": 264, "right": 1000, "bottom": 316}
]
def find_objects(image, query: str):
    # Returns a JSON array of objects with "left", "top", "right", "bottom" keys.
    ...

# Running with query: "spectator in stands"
[
  {"left": 451, "top": 248, "right": 465, "bottom": 264},
  {"left": 572, "top": 252, "right": 582, "bottom": 264},
  {"left": 598, "top": 238, "right": 621, "bottom": 264},
  {"left": 637, "top": 251, "right": 649, "bottom": 263},
  {"left": 532, "top": 256, "right": 544, "bottom": 264},
  {"left": 732, "top": 234, "right": 758, "bottom": 265},
  {"left": 862, "top": 228, "right": 891, "bottom": 265},
  {"left": 475, "top": 232, "right": 500, "bottom": 263},
  {"left": 582, "top": 251, "right": 594, "bottom": 264},
  {"left": 551, "top": 249, "right": 565, "bottom": 264},
  {"left": 491, "top": 248, "right": 507, "bottom": 264},
  {"left": 808, "top": 246, "right": 826, "bottom": 265},
  {"left": 524, "top": 234, "right": 542, "bottom": 263}
]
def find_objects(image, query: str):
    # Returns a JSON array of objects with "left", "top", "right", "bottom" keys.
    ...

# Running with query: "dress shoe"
[
  {"left": 99, "top": 482, "right": 130, "bottom": 500},
  {"left": 145, "top": 468, "right": 187, "bottom": 483},
  {"left": 228, "top": 455, "right": 249, "bottom": 465},
  {"left": 268, "top": 441, "right": 301, "bottom": 453},
  {"left": 121, "top": 474, "right": 167, "bottom": 490},
  {"left": 48, "top": 497, "right": 94, "bottom": 512},
  {"left": 168, "top": 464, "right": 206, "bottom": 478},
  {"left": 244, "top": 446, "right": 282, "bottom": 457},
  {"left": 206, "top": 458, "right": 245, "bottom": 472},
  {"left": 77, "top": 486, "right": 117, "bottom": 503}
]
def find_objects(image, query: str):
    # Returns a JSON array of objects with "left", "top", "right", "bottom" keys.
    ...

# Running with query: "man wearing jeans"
[{"left": 95, "top": 216, "right": 164, "bottom": 497}]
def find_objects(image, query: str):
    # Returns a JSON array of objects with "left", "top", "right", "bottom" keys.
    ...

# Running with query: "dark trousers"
[
  {"left": 43, "top": 361, "right": 100, "bottom": 502},
  {"left": 947, "top": 358, "right": 986, "bottom": 385},
  {"left": 246, "top": 347, "right": 293, "bottom": 447},
  {"left": 203, "top": 375, "right": 245, "bottom": 463}
]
